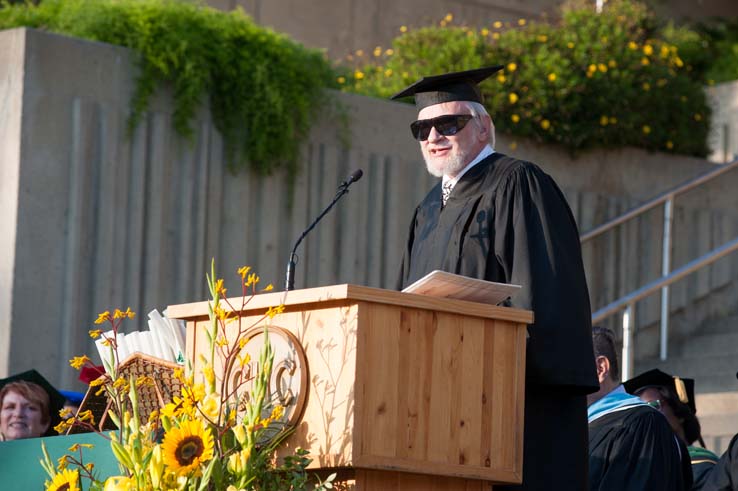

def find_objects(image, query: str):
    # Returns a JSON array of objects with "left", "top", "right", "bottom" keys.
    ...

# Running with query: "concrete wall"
[
  {"left": 708, "top": 80, "right": 738, "bottom": 163},
  {"left": 205, "top": 0, "right": 738, "bottom": 58},
  {"left": 2, "top": 27, "right": 738, "bottom": 392}
]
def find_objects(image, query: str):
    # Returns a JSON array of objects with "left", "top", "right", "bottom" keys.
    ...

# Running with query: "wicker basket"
[{"left": 69, "top": 353, "right": 183, "bottom": 434}]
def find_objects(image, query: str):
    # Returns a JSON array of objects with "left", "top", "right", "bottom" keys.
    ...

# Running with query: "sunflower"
[
  {"left": 161, "top": 419, "right": 215, "bottom": 475},
  {"left": 46, "top": 468, "right": 80, "bottom": 491}
]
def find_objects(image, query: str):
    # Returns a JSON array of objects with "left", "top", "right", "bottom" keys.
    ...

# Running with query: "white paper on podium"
[{"left": 402, "top": 270, "right": 520, "bottom": 306}]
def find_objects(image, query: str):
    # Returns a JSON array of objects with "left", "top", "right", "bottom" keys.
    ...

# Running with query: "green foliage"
[
  {"left": 0, "top": 0, "right": 338, "bottom": 175},
  {"left": 339, "top": 0, "right": 711, "bottom": 157},
  {"left": 694, "top": 18, "right": 738, "bottom": 84}
]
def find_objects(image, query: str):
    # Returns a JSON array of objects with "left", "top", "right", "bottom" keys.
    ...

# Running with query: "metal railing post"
[
  {"left": 621, "top": 304, "right": 635, "bottom": 382},
  {"left": 660, "top": 198, "right": 673, "bottom": 360}
]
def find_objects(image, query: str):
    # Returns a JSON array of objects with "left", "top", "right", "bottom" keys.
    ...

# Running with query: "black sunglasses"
[{"left": 410, "top": 114, "right": 474, "bottom": 141}]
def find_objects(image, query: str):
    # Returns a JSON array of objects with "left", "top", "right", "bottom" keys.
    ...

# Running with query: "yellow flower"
[
  {"left": 78, "top": 409, "right": 95, "bottom": 424},
  {"left": 628, "top": 41, "right": 638, "bottom": 50},
  {"left": 694, "top": 113, "right": 703, "bottom": 121},
  {"left": 245, "top": 272, "right": 260, "bottom": 287},
  {"left": 608, "top": 59, "right": 617, "bottom": 68},
  {"left": 95, "top": 311, "right": 110, "bottom": 325},
  {"left": 444, "top": 13, "right": 453, "bottom": 22},
  {"left": 567, "top": 41, "right": 575, "bottom": 49},
  {"left": 337, "top": 75, "right": 346, "bottom": 85},
  {"left": 587, "top": 64, "right": 597, "bottom": 73},
  {"left": 540, "top": 119, "right": 551, "bottom": 130},
  {"left": 113, "top": 307, "right": 135, "bottom": 320},
  {"left": 237, "top": 266, "right": 251, "bottom": 280},
  {"left": 497, "top": 74, "right": 506, "bottom": 83},
  {"left": 643, "top": 44, "right": 653, "bottom": 56},
  {"left": 199, "top": 393, "right": 220, "bottom": 421},
  {"left": 492, "top": 32, "right": 500, "bottom": 40},
  {"left": 214, "top": 279, "right": 226, "bottom": 296},
  {"left": 642, "top": 125, "right": 651, "bottom": 134},
  {"left": 609, "top": 117, "right": 618, "bottom": 125},
  {"left": 518, "top": 18, "right": 526, "bottom": 26},
  {"left": 227, "top": 448, "right": 251, "bottom": 475},
  {"left": 270, "top": 404, "right": 285, "bottom": 421},
  {"left": 46, "top": 468, "right": 80, "bottom": 491},
  {"left": 355, "top": 49, "right": 364, "bottom": 57},
  {"left": 266, "top": 304, "right": 285, "bottom": 319},
  {"left": 103, "top": 476, "right": 134, "bottom": 491},
  {"left": 400, "top": 25, "right": 407, "bottom": 33},
  {"left": 203, "top": 364, "right": 216, "bottom": 388},
  {"left": 642, "top": 82, "right": 651, "bottom": 91},
  {"left": 511, "top": 114, "right": 520, "bottom": 124},
  {"left": 660, "top": 45, "right": 670, "bottom": 58},
  {"left": 597, "top": 63, "right": 607, "bottom": 73},
  {"left": 262, "top": 284, "right": 274, "bottom": 292},
  {"left": 547, "top": 73, "right": 556, "bottom": 82},
  {"left": 385, "top": 48, "right": 394, "bottom": 56},
  {"left": 54, "top": 419, "right": 73, "bottom": 434},
  {"left": 493, "top": 21, "right": 502, "bottom": 29},
  {"left": 69, "top": 355, "right": 91, "bottom": 370},
  {"left": 641, "top": 57, "right": 650, "bottom": 66},
  {"left": 384, "top": 68, "right": 393, "bottom": 77},
  {"left": 674, "top": 56, "right": 684, "bottom": 67},
  {"left": 507, "top": 62, "right": 517, "bottom": 72},
  {"left": 509, "top": 93, "right": 519, "bottom": 104},
  {"left": 600, "top": 116, "right": 609, "bottom": 126},
  {"left": 480, "top": 28, "right": 489, "bottom": 36},
  {"left": 88, "top": 329, "right": 103, "bottom": 339},
  {"left": 666, "top": 141, "right": 674, "bottom": 149},
  {"left": 238, "top": 352, "right": 251, "bottom": 368},
  {"left": 537, "top": 34, "right": 548, "bottom": 43},
  {"left": 161, "top": 419, "right": 215, "bottom": 475},
  {"left": 232, "top": 424, "right": 247, "bottom": 445}
]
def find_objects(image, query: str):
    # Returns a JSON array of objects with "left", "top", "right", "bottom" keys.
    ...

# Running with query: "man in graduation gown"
[
  {"left": 392, "top": 66, "right": 598, "bottom": 490},
  {"left": 588, "top": 327, "right": 688, "bottom": 490}
]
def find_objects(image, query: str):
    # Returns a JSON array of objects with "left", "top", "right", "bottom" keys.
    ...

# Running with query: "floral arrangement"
[{"left": 40, "top": 262, "right": 336, "bottom": 491}]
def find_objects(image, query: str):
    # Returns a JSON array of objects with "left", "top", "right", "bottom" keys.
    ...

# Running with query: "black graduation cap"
[
  {"left": 0, "top": 369, "right": 67, "bottom": 436},
  {"left": 390, "top": 65, "right": 504, "bottom": 110},
  {"left": 623, "top": 368, "right": 696, "bottom": 415}
]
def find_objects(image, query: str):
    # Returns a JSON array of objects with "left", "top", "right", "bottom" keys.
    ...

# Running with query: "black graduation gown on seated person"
[
  {"left": 397, "top": 153, "right": 598, "bottom": 490},
  {"left": 589, "top": 405, "right": 688, "bottom": 491},
  {"left": 703, "top": 433, "right": 738, "bottom": 490}
]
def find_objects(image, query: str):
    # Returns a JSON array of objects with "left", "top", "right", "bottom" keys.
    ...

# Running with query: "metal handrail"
[
  {"left": 592, "top": 237, "right": 738, "bottom": 379},
  {"left": 581, "top": 159, "right": 738, "bottom": 243},
  {"left": 581, "top": 158, "right": 738, "bottom": 380}
]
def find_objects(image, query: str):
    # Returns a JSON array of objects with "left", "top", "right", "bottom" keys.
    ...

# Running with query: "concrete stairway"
[{"left": 634, "top": 313, "right": 738, "bottom": 454}]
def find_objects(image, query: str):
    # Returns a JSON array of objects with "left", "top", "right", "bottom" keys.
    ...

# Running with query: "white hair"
[{"left": 463, "top": 101, "right": 495, "bottom": 148}]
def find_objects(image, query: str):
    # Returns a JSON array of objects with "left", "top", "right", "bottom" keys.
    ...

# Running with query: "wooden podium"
[{"left": 168, "top": 284, "right": 531, "bottom": 490}]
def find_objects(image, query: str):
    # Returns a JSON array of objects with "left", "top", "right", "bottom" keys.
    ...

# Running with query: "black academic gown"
[
  {"left": 690, "top": 445, "right": 720, "bottom": 491},
  {"left": 703, "top": 433, "right": 738, "bottom": 490},
  {"left": 589, "top": 405, "right": 688, "bottom": 490},
  {"left": 397, "top": 153, "right": 598, "bottom": 490}
]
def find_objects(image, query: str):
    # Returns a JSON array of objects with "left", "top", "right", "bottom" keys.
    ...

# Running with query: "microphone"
[{"left": 285, "top": 169, "right": 364, "bottom": 291}]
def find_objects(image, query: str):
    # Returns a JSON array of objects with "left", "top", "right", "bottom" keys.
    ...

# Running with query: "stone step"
[
  {"left": 695, "top": 392, "right": 738, "bottom": 455},
  {"left": 699, "top": 313, "right": 738, "bottom": 334},
  {"left": 676, "top": 331, "right": 738, "bottom": 357},
  {"left": 635, "top": 355, "right": 738, "bottom": 394}
]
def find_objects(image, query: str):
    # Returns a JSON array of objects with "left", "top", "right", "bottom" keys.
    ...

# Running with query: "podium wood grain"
[{"left": 169, "top": 284, "right": 531, "bottom": 489}]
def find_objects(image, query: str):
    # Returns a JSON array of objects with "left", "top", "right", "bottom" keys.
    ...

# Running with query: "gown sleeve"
[{"left": 493, "top": 163, "right": 598, "bottom": 391}]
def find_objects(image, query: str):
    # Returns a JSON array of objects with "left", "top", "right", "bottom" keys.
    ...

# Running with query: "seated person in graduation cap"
[
  {"left": 625, "top": 369, "right": 718, "bottom": 491},
  {"left": 587, "top": 326, "right": 690, "bottom": 490},
  {"left": 392, "top": 66, "right": 597, "bottom": 491},
  {"left": 0, "top": 369, "right": 66, "bottom": 440}
]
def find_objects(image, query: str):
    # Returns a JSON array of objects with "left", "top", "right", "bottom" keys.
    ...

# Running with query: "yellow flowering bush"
[
  {"left": 40, "top": 262, "right": 335, "bottom": 491},
  {"left": 338, "top": 0, "right": 711, "bottom": 157}
]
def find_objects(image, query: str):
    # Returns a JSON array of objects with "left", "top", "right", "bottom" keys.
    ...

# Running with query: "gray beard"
[{"left": 423, "top": 152, "right": 470, "bottom": 178}]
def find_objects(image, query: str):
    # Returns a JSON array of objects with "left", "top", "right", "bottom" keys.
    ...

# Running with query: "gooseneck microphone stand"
[{"left": 284, "top": 169, "right": 363, "bottom": 291}]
